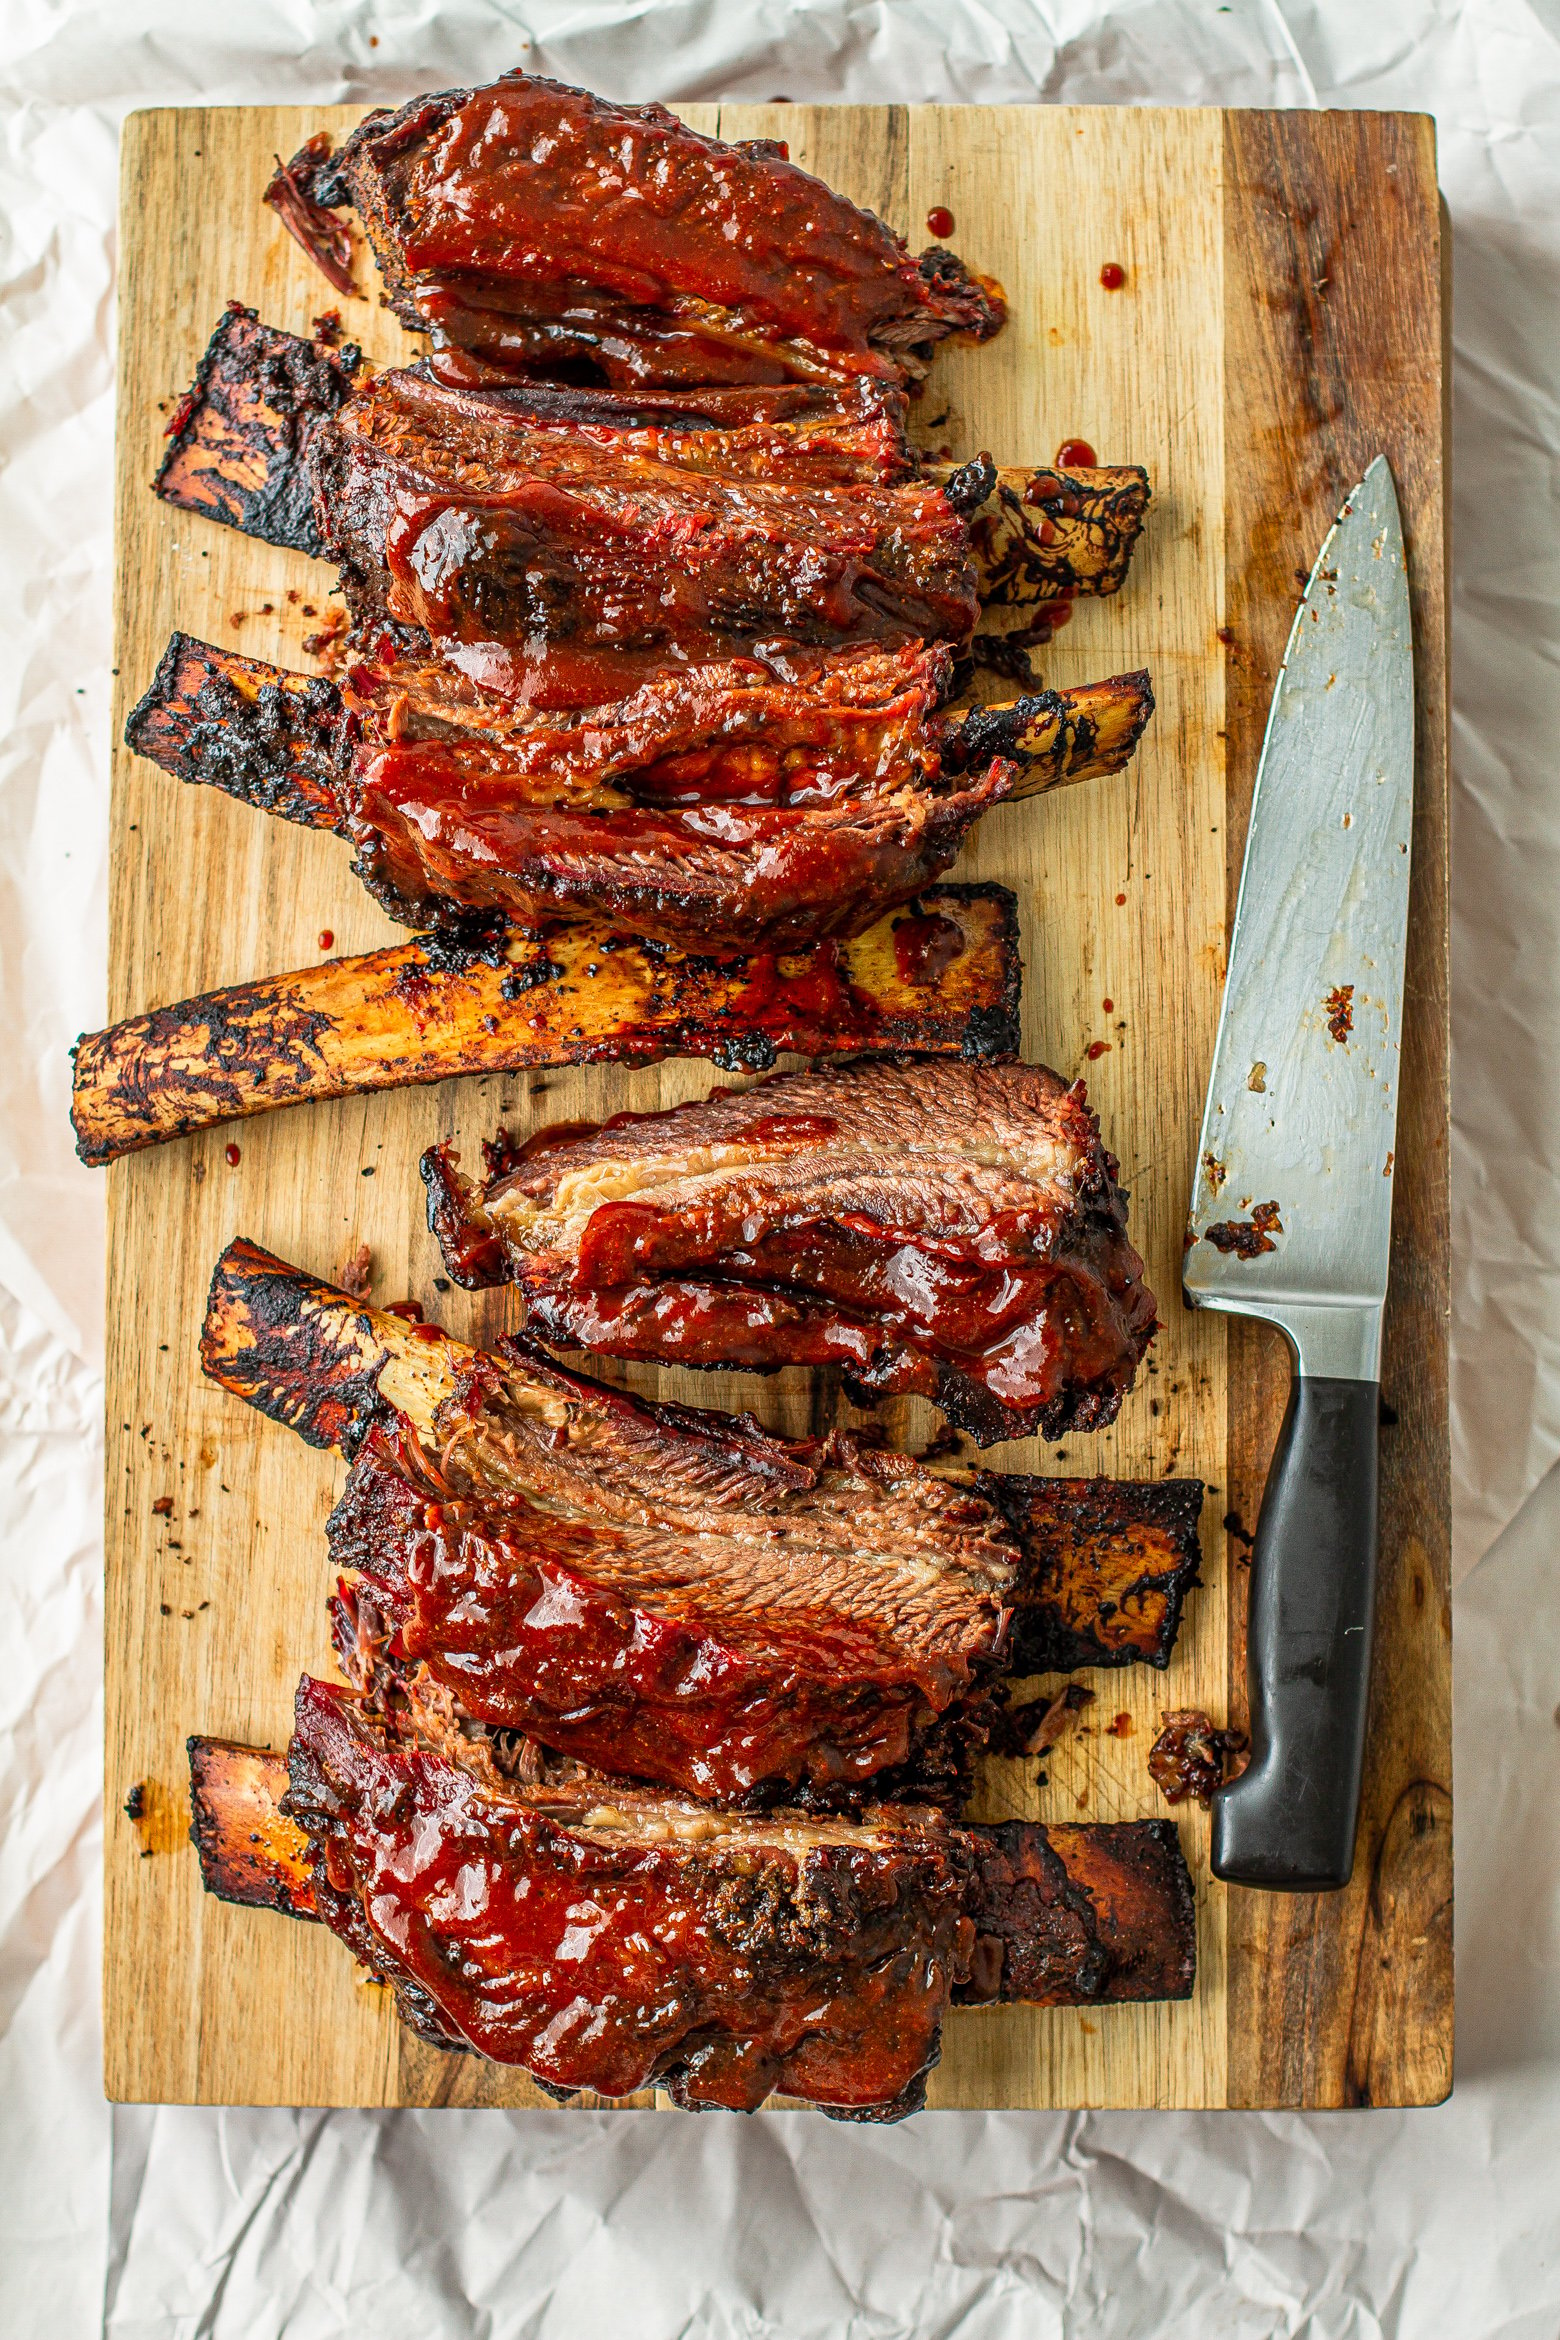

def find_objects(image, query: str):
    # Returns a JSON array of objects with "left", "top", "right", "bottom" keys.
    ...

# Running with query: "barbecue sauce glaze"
[{"left": 288, "top": 1673, "right": 975, "bottom": 2112}]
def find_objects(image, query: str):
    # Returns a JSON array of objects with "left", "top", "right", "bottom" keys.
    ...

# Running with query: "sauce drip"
[
  {"left": 1098, "top": 262, "right": 1126, "bottom": 291},
  {"left": 224, "top": 1143, "right": 241, "bottom": 1167},
  {"left": 925, "top": 206, "right": 956, "bottom": 239},
  {"left": 1054, "top": 438, "right": 1097, "bottom": 470}
]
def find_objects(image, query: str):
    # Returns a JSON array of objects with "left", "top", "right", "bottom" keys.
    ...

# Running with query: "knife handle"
[{"left": 1211, "top": 1375, "right": 1379, "bottom": 1892}]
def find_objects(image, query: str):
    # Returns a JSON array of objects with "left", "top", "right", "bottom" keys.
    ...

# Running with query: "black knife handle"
[{"left": 1211, "top": 1375, "right": 1379, "bottom": 1891}]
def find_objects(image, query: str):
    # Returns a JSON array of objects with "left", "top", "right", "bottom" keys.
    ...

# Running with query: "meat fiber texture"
[
  {"left": 285, "top": 1674, "right": 978, "bottom": 2117},
  {"left": 426, "top": 1058, "right": 1158, "bottom": 1445},
  {"left": 322, "top": 1327, "right": 1018, "bottom": 1800},
  {"left": 6, "top": 4, "right": 1560, "bottom": 2337}
]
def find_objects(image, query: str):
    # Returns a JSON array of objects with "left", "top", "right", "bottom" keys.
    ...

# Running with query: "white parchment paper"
[{"left": 2, "top": 2, "right": 1558, "bottom": 2331}]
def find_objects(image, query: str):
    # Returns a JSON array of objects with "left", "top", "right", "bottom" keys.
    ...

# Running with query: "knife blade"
[{"left": 1184, "top": 454, "right": 1413, "bottom": 1892}]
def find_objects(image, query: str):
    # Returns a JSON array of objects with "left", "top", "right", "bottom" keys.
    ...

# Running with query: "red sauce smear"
[
  {"left": 926, "top": 206, "right": 956, "bottom": 239},
  {"left": 292, "top": 1674, "right": 960, "bottom": 2111},
  {"left": 263, "top": 134, "right": 357, "bottom": 297},
  {"left": 1054, "top": 438, "right": 1097, "bottom": 470},
  {"left": 893, "top": 911, "right": 967, "bottom": 988},
  {"left": 1099, "top": 262, "right": 1127, "bottom": 291},
  {"left": 383, "top": 1300, "right": 426, "bottom": 1324},
  {"left": 342, "top": 1440, "right": 962, "bottom": 1799}
]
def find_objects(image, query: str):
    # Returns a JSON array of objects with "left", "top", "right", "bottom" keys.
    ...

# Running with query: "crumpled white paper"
[{"left": 3, "top": 2, "right": 1560, "bottom": 2333}]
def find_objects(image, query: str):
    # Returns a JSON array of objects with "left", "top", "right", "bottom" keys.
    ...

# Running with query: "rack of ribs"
[
  {"left": 421, "top": 1056, "right": 1156, "bottom": 1446},
  {"left": 188, "top": 1701, "right": 1197, "bottom": 2119},
  {"left": 282, "top": 75, "right": 1005, "bottom": 394},
  {"left": 197, "top": 1238, "right": 1192, "bottom": 1803},
  {"left": 124, "top": 631, "right": 1151, "bottom": 950}
]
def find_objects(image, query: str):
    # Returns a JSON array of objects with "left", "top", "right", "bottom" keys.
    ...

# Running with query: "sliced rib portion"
[
  {"left": 70, "top": 882, "right": 1020, "bottom": 1166},
  {"left": 196, "top": 1242, "right": 1196, "bottom": 1798},
  {"left": 124, "top": 631, "right": 1153, "bottom": 949},
  {"left": 305, "top": 77, "right": 1003, "bottom": 392},
  {"left": 200, "top": 1237, "right": 1018, "bottom": 1799},
  {"left": 314, "top": 365, "right": 980, "bottom": 695},
  {"left": 151, "top": 313, "right": 1145, "bottom": 612},
  {"left": 422, "top": 1058, "right": 1157, "bottom": 1445},
  {"left": 187, "top": 1699, "right": 1197, "bottom": 2117}
]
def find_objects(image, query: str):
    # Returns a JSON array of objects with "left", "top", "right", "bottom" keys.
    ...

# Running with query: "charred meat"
[
  {"left": 198, "top": 1240, "right": 1195, "bottom": 1801},
  {"left": 423, "top": 1057, "right": 1158, "bottom": 1445},
  {"left": 154, "top": 312, "right": 1148, "bottom": 624},
  {"left": 312, "top": 365, "right": 983, "bottom": 699}
]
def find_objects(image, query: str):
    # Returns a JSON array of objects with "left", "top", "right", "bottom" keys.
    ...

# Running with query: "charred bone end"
[
  {"left": 124, "top": 632, "right": 348, "bottom": 830},
  {"left": 154, "top": 303, "right": 362, "bottom": 554},
  {"left": 199, "top": 1236, "right": 466, "bottom": 1455},
  {"left": 944, "top": 671, "right": 1155, "bottom": 799}
]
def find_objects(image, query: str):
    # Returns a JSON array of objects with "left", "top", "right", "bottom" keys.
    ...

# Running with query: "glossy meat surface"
[
  {"left": 313, "top": 368, "right": 980, "bottom": 704},
  {"left": 125, "top": 631, "right": 1149, "bottom": 950},
  {"left": 152, "top": 313, "right": 1143, "bottom": 612},
  {"left": 196, "top": 1242, "right": 1198, "bottom": 1800},
  {"left": 326, "top": 1408, "right": 1013, "bottom": 1799},
  {"left": 188, "top": 1712, "right": 1198, "bottom": 2115},
  {"left": 287, "top": 1674, "right": 975, "bottom": 2114},
  {"left": 424, "top": 1058, "right": 1158, "bottom": 1444},
  {"left": 320, "top": 77, "right": 1003, "bottom": 390}
]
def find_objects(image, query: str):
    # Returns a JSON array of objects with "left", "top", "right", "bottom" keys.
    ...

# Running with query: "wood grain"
[
  {"left": 102, "top": 100, "right": 1446, "bottom": 2110},
  {"left": 1219, "top": 111, "right": 1452, "bottom": 2108}
]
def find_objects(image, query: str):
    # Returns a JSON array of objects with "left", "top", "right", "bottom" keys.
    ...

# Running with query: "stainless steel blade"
[{"left": 1183, "top": 456, "right": 1414, "bottom": 1380}]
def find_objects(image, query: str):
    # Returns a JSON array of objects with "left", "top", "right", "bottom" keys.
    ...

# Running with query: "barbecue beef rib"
[{"left": 424, "top": 1056, "right": 1158, "bottom": 1444}]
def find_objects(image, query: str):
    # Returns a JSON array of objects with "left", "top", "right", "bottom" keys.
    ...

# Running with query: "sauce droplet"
[
  {"left": 318, "top": 928, "right": 334, "bottom": 950},
  {"left": 1099, "top": 261, "right": 1126, "bottom": 290},
  {"left": 224, "top": 1143, "right": 241, "bottom": 1167},
  {"left": 1055, "top": 438, "right": 1097, "bottom": 470},
  {"left": 1115, "top": 892, "right": 1128, "bottom": 906},
  {"left": 1102, "top": 998, "right": 1114, "bottom": 1014},
  {"left": 1086, "top": 1040, "right": 1112, "bottom": 1061},
  {"left": 925, "top": 205, "right": 955, "bottom": 239}
]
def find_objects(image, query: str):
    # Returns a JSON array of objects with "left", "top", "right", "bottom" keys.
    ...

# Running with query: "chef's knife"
[{"left": 1184, "top": 455, "right": 1414, "bottom": 1892}]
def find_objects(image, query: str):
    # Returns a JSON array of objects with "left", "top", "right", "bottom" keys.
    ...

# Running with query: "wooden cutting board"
[{"left": 103, "top": 101, "right": 1450, "bottom": 2111}]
